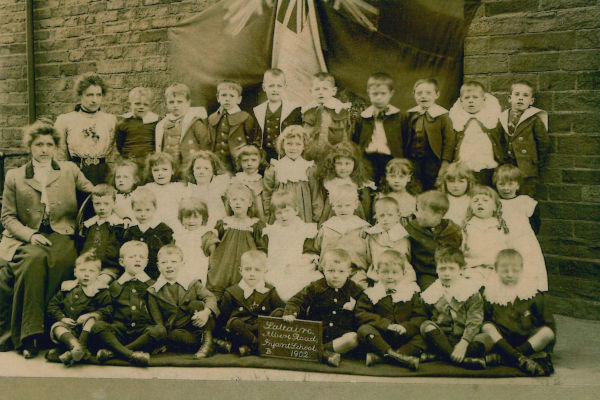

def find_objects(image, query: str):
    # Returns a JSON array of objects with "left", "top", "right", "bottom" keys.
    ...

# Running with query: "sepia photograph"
[{"left": 0, "top": 0, "right": 598, "bottom": 399}]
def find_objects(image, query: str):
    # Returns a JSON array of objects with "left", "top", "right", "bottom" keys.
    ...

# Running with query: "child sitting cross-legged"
[
  {"left": 217, "top": 250, "right": 285, "bottom": 356},
  {"left": 419, "top": 247, "right": 487, "bottom": 370},
  {"left": 91, "top": 241, "right": 167, "bottom": 366},
  {"left": 46, "top": 252, "right": 112, "bottom": 365},
  {"left": 355, "top": 250, "right": 426, "bottom": 371},
  {"left": 147, "top": 244, "right": 219, "bottom": 359},
  {"left": 481, "top": 249, "right": 555, "bottom": 376},
  {"left": 283, "top": 248, "right": 363, "bottom": 367}
]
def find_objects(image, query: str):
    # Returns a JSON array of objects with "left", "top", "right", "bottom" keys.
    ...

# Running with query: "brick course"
[
  {"left": 465, "top": 0, "right": 600, "bottom": 319},
  {"left": 0, "top": 0, "right": 598, "bottom": 318}
]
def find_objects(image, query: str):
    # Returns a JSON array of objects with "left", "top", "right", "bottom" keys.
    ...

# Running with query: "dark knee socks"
[
  {"left": 517, "top": 341, "right": 534, "bottom": 356},
  {"left": 228, "top": 320, "right": 257, "bottom": 348},
  {"left": 97, "top": 330, "right": 133, "bottom": 359},
  {"left": 423, "top": 328, "right": 453, "bottom": 357}
]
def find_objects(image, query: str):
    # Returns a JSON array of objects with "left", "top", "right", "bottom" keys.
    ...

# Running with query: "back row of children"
[{"left": 51, "top": 239, "right": 555, "bottom": 377}]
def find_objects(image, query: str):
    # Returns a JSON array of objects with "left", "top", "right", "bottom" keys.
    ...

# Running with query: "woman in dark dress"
[{"left": 0, "top": 121, "right": 96, "bottom": 358}]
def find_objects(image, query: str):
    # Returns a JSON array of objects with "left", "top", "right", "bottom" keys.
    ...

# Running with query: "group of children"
[{"left": 44, "top": 68, "right": 554, "bottom": 376}]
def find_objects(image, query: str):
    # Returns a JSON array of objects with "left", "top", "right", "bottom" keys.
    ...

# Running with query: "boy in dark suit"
[
  {"left": 499, "top": 81, "right": 550, "bottom": 196},
  {"left": 208, "top": 80, "right": 256, "bottom": 171},
  {"left": 252, "top": 69, "right": 302, "bottom": 162},
  {"left": 405, "top": 79, "right": 455, "bottom": 190},
  {"left": 217, "top": 250, "right": 285, "bottom": 356},
  {"left": 353, "top": 72, "right": 407, "bottom": 185}
]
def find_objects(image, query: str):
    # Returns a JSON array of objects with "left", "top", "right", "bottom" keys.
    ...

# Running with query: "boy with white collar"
[
  {"left": 155, "top": 83, "right": 210, "bottom": 168},
  {"left": 353, "top": 73, "right": 406, "bottom": 184},
  {"left": 116, "top": 87, "right": 159, "bottom": 168},
  {"left": 405, "top": 79, "right": 455, "bottom": 190},
  {"left": 499, "top": 81, "right": 550, "bottom": 196},
  {"left": 217, "top": 250, "right": 285, "bottom": 356},
  {"left": 482, "top": 249, "right": 555, "bottom": 376},
  {"left": 147, "top": 244, "right": 219, "bottom": 358},
  {"left": 122, "top": 188, "right": 173, "bottom": 280},
  {"left": 356, "top": 250, "right": 426, "bottom": 370},
  {"left": 91, "top": 241, "right": 166, "bottom": 366},
  {"left": 449, "top": 80, "right": 505, "bottom": 185},
  {"left": 46, "top": 252, "right": 112, "bottom": 365},
  {"left": 208, "top": 80, "right": 256, "bottom": 172},
  {"left": 419, "top": 247, "right": 487, "bottom": 369},
  {"left": 78, "top": 184, "right": 125, "bottom": 287},
  {"left": 302, "top": 72, "right": 352, "bottom": 161},
  {"left": 252, "top": 69, "right": 302, "bottom": 161}
]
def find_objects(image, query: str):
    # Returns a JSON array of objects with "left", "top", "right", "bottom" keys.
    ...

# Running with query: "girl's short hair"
[
  {"left": 376, "top": 249, "right": 406, "bottom": 273},
  {"left": 217, "top": 80, "right": 243, "bottom": 96},
  {"left": 495, "top": 248, "right": 524, "bottom": 269},
  {"left": 144, "top": 152, "right": 177, "bottom": 183},
  {"left": 128, "top": 87, "right": 153, "bottom": 102},
  {"left": 131, "top": 187, "right": 157, "bottom": 208},
  {"left": 178, "top": 197, "right": 209, "bottom": 225},
  {"left": 493, "top": 164, "right": 524, "bottom": 186},
  {"left": 75, "top": 72, "right": 107, "bottom": 97},
  {"left": 108, "top": 158, "right": 141, "bottom": 189},
  {"left": 319, "top": 141, "right": 372, "bottom": 187},
  {"left": 466, "top": 185, "right": 508, "bottom": 232},
  {"left": 434, "top": 247, "right": 466, "bottom": 268},
  {"left": 413, "top": 78, "right": 440, "bottom": 93},
  {"left": 75, "top": 250, "right": 102, "bottom": 269},
  {"left": 225, "top": 183, "right": 254, "bottom": 205},
  {"left": 181, "top": 150, "right": 227, "bottom": 184},
  {"left": 157, "top": 244, "right": 184, "bottom": 261},
  {"left": 22, "top": 120, "right": 61, "bottom": 149},
  {"left": 436, "top": 161, "right": 476, "bottom": 194},
  {"left": 329, "top": 183, "right": 359, "bottom": 205},
  {"left": 165, "top": 83, "right": 190, "bottom": 100},
  {"left": 276, "top": 125, "right": 309, "bottom": 157},
  {"left": 120, "top": 240, "right": 148, "bottom": 258},
  {"left": 234, "top": 144, "right": 266, "bottom": 172},
  {"left": 416, "top": 190, "right": 449, "bottom": 216},
  {"left": 92, "top": 184, "right": 116, "bottom": 200},
  {"left": 240, "top": 249, "right": 267, "bottom": 268},
  {"left": 382, "top": 158, "right": 422, "bottom": 194},
  {"left": 270, "top": 189, "right": 298, "bottom": 212},
  {"left": 367, "top": 72, "right": 394, "bottom": 92}
]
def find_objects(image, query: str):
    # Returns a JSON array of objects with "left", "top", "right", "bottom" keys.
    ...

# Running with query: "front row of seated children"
[{"left": 46, "top": 240, "right": 555, "bottom": 376}]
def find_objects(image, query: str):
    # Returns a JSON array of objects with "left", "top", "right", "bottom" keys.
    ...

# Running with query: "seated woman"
[{"left": 0, "top": 121, "right": 97, "bottom": 358}]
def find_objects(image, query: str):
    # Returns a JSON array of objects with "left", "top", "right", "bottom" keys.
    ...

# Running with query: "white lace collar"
[
  {"left": 302, "top": 97, "right": 351, "bottom": 114},
  {"left": 174, "top": 225, "right": 216, "bottom": 238},
  {"left": 60, "top": 279, "right": 105, "bottom": 297},
  {"left": 360, "top": 104, "right": 401, "bottom": 118},
  {"left": 121, "top": 111, "right": 159, "bottom": 124},
  {"left": 151, "top": 274, "right": 195, "bottom": 291},
  {"left": 271, "top": 156, "right": 313, "bottom": 183},
  {"left": 449, "top": 93, "right": 501, "bottom": 131},
  {"left": 117, "top": 271, "right": 151, "bottom": 285},
  {"left": 467, "top": 216, "right": 503, "bottom": 232},
  {"left": 483, "top": 273, "right": 538, "bottom": 306},
  {"left": 222, "top": 216, "right": 259, "bottom": 231},
  {"left": 238, "top": 279, "right": 269, "bottom": 299},
  {"left": 421, "top": 278, "right": 481, "bottom": 305},
  {"left": 365, "top": 223, "right": 409, "bottom": 242},
  {"left": 83, "top": 214, "right": 124, "bottom": 228},
  {"left": 324, "top": 177, "right": 376, "bottom": 193},
  {"left": 233, "top": 172, "right": 262, "bottom": 183},
  {"left": 322, "top": 215, "right": 370, "bottom": 235},
  {"left": 407, "top": 103, "right": 448, "bottom": 118},
  {"left": 365, "top": 281, "right": 421, "bottom": 304}
]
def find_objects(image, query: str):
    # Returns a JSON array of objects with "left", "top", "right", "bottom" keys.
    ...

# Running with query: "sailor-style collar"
[
  {"left": 121, "top": 111, "right": 159, "bottom": 124},
  {"left": 483, "top": 273, "right": 539, "bottom": 306},
  {"left": 407, "top": 103, "right": 448, "bottom": 119},
  {"left": 499, "top": 106, "right": 548, "bottom": 134},
  {"left": 117, "top": 271, "right": 151, "bottom": 285},
  {"left": 302, "top": 97, "right": 351, "bottom": 114},
  {"left": 83, "top": 214, "right": 124, "bottom": 228},
  {"left": 365, "top": 281, "right": 420, "bottom": 304},
  {"left": 421, "top": 278, "right": 481, "bottom": 305},
  {"left": 238, "top": 279, "right": 269, "bottom": 299},
  {"left": 361, "top": 104, "right": 401, "bottom": 119},
  {"left": 449, "top": 93, "right": 501, "bottom": 131},
  {"left": 322, "top": 215, "right": 370, "bottom": 235}
]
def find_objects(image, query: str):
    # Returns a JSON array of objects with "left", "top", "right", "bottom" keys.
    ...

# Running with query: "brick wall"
[
  {"left": 465, "top": 0, "right": 600, "bottom": 319},
  {"left": 0, "top": 0, "right": 598, "bottom": 318}
]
